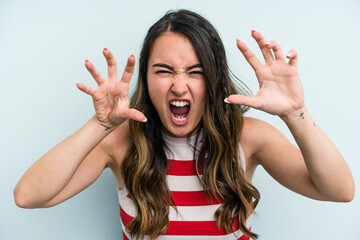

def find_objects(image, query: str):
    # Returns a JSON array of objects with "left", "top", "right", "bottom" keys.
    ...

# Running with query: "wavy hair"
[{"left": 121, "top": 9, "right": 260, "bottom": 239}]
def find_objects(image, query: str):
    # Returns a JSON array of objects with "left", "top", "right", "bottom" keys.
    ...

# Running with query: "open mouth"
[{"left": 169, "top": 100, "right": 190, "bottom": 125}]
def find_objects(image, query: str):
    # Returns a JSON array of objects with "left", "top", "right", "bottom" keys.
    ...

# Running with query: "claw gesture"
[
  {"left": 226, "top": 30, "right": 304, "bottom": 118},
  {"left": 76, "top": 48, "right": 146, "bottom": 129}
]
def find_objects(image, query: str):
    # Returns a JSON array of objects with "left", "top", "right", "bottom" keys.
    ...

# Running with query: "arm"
[
  {"left": 14, "top": 116, "right": 115, "bottom": 208},
  {"left": 281, "top": 107, "right": 354, "bottom": 201},
  {"left": 228, "top": 30, "right": 354, "bottom": 202},
  {"left": 14, "top": 49, "right": 146, "bottom": 208},
  {"left": 243, "top": 117, "right": 353, "bottom": 202}
]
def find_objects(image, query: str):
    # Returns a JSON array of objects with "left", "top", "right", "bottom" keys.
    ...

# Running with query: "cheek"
[
  {"left": 196, "top": 80, "right": 207, "bottom": 105},
  {"left": 147, "top": 76, "right": 170, "bottom": 111},
  {"left": 189, "top": 80, "right": 207, "bottom": 116}
]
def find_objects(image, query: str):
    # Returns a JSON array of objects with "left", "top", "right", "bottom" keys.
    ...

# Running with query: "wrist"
[
  {"left": 279, "top": 105, "right": 308, "bottom": 124},
  {"left": 279, "top": 106, "right": 319, "bottom": 141},
  {"left": 91, "top": 115, "right": 117, "bottom": 132}
]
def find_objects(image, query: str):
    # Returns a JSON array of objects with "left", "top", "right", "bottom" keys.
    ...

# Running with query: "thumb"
[
  {"left": 225, "top": 95, "right": 262, "bottom": 109},
  {"left": 126, "top": 109, "right": 147, "bottom": 122}
]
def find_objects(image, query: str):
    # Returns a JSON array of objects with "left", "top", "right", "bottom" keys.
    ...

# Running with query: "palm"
[
  {"left": 91, "top": 78, "right": 130, "bottom": 125},
  {"left": 228, "top": 30, "right": 304, "bottom": 117},
  {"left": 77, "top": 49, "right": 146, "bottom": 127}
]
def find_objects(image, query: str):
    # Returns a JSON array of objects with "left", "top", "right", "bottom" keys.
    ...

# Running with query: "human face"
[{"left": 147, "top": 32, "right": 207, "bottom": 138}]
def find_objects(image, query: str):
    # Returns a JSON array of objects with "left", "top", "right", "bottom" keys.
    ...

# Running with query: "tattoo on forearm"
[
  {"left": 299, "top": 112, "right": 304, "bottom": 119},
  {"left": 100, "top": 123, "right": 111, "bottom": 130}
]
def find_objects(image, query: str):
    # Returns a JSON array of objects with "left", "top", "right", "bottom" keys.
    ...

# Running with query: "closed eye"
[
  {"left": 156, "top": 70, "right": 172, "bottom": 74},
  {"left": 189, "top": 71, "right": 204, "bottom": 75}
]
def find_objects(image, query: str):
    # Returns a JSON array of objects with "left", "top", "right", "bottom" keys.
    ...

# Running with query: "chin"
[
  {"left": 165, "top": 121, "right": 202, "bottom": 138},
  {"left": 164, "top": 126, "right": 190, "bottom": 138}
]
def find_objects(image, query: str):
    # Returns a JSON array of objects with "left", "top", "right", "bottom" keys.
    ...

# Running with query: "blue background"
[{"left": 1, "top": 0, "right": 359, "bottom": 239}]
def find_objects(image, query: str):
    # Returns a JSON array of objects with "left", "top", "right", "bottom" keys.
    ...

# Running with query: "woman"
[{"left": 14, "top": 10, "right": 354, "bottom": 240}]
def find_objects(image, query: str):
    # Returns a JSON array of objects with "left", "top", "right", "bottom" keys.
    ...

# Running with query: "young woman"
[{"left": 14, "top": 10, "right": 354, "bottom": 240}]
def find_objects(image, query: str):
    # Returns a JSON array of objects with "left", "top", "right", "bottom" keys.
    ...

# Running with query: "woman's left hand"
[{"left": 226, "top": 30, "right": 304, "bottom": 118}]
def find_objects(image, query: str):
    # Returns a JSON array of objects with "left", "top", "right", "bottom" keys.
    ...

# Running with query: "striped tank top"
[{"left": 117, "top": 132, "right": 252, "bottom": 239}]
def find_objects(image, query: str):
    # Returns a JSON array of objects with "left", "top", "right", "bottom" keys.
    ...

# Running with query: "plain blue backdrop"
[{"left": 1, "top": 0, "right": 359, "bottom": 239}]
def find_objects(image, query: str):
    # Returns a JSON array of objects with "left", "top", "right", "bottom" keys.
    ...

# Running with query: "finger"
[
  {"left": 251, "top": 30, "right": 274, "bottom": 63},
  {"left": 85, "top": 59, "right": 105, "bottom": 85},
  {"left": 286, "top": 49, "right": 298, "bottom": 67},
  {"left": 126, "top": 108, "right": 147, "bottom": 122},
  {"left": 76, "top": 83, "right": 95, "bottom": 96},
  {"left": 265, "top": 40, "right": 284, "bottom": 61},
  {"left": 103, "top": 48, "right": 117, "bottom": 80},
  {"left": 120, "top": 55, "right": 135, "bottom": 84},
  {"left": 225, "top": 95, "right": 263, "bottom": 110},
  {"left": 236, "top": 39, "right": 262, "bottom": 71}
]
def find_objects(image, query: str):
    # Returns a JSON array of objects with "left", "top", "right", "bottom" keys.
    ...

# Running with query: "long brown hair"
[{"left": 121, "top": 9, "right": 260, "bottom": 239}]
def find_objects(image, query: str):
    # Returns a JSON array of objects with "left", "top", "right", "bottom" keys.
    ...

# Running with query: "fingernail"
[
  {"left": 85, "top": 59, "right": 89, "bottom": 62},
  {"left": 286, "top": 52, "right": 292, "bottom": 58},
  {"left": 104, "top": 47, "right": 108, "bottom": 51},
  {"left": 265, "top": 42, "right": 271, "bottom": 46},
  {"left": 251, "top": 30, "right": 256, "bottom": 34},
  {"left": 142, "top": 117, "right": 147, "bottom": 123},
  {"left": 224, "top": 98, "right": 230, "bottom": 104},
  {"left": 236, "top": 39, "right": 241, "bottom": 44}
]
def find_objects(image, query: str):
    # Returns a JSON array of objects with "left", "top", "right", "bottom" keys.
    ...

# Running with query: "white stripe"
[
  {"left": 121, "top": 221, "right": 249, "bottom": 240},
  {"left": 118, "top": 176, "right": 204, "bottom": 195},
  {"left": 167, "top": 175, "right": 203, "bottom": 191},
  {"left": 169, "top": 204, "right": 221, "bottom": 221},
  {"left": 120, "top": 195, "right": 222, "bottom": 221},
  {"left": 164, "top": 144, "right": 197, "bottom": 160},
  {"left": 117, "top": 187, "right": 129, "bottom": 199},
  {"left": 119, "top": 194, "right": 136, "bottom": 216}
]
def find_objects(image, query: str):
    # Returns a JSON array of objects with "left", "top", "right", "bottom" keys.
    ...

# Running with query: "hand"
[
  {"left": 226, "top": 30, "right": 304, "bottom": 118},
  {"left": 76, "top": 48, "right": 146, "bottom": 128}
]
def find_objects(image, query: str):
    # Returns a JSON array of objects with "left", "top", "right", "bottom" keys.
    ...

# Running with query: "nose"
[{"left": 171, "top": 74, "right": 189, "bottom": 96}]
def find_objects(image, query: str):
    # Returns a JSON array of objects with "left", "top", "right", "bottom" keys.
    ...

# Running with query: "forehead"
[{"left": 148, "top": 32, "right": 201, "bottom": 69}]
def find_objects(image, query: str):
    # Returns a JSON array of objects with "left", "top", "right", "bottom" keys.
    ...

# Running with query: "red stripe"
[
  {"left": 120, "top": 206, "right": 246, "bottom": 237},
  {"left": 120, "top": 205, "right": 133, "bottom": 227},
  {"left": 122, "top": 231, "right": 129, "bottom": 240},
  {"left": 171, "top": 190, "right": 223, "bottom": 206},
  {"left": 125, "top": 191, "right": 223, "bottom": 206},
  {"left": 167, "top": 159, "right": 206, "bottom": 176}
]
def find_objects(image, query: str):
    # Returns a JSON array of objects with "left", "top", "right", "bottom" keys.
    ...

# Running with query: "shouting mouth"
[{"left": 169, "top": 100, "right": 190, "bottom": 126}]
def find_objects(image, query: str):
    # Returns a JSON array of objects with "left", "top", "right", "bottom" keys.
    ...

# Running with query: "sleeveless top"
[{"left": 117, "top": 132, "right": 252, "bottom": 240}]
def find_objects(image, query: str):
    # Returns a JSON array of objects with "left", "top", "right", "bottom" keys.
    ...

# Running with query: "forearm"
[
  {"left": 281, "top": 106, "right": 354, "bottom": 201},
  {"left": 14, "top": 115, "right": 114, "bottom": 206}
]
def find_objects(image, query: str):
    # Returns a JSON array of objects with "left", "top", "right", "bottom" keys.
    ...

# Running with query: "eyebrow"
[{"left": 152, "top": 63, "right": 203, "bottom": 71}]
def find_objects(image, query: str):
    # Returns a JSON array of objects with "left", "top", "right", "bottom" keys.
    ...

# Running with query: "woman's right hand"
[{"left": 76, "top": 48, "right": 147, "bottom": 129}]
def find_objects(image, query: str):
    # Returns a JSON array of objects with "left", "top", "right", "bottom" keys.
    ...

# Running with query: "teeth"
[
  {"left": 171, "top": 113, "right": 187, "bottom": 121},
  {"left": 170, "top": 101, "right": 189, "bottom": 107}
]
